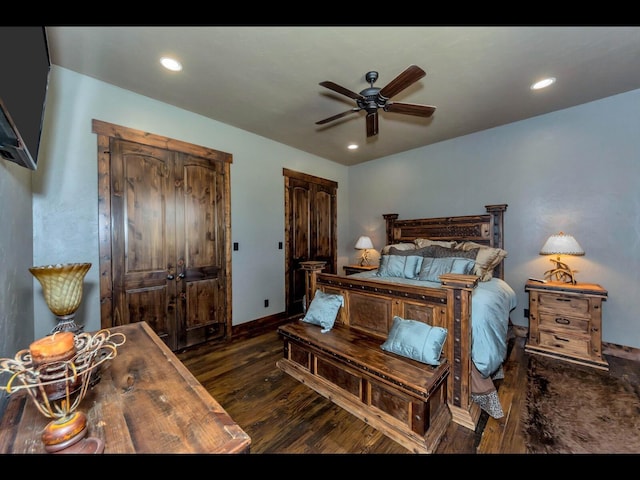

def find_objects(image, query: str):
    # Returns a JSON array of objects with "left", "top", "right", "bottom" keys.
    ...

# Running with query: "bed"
[{"left": 293, "top": 204, "right": 517, "bottom": 430}]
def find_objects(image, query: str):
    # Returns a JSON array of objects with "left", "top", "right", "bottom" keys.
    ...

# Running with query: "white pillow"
[
  {"left": 414, "top": 238, "right": 456, "bottom": 249},
  {"left": 380, "top": 242, "right": 416, "bottom": 255}
]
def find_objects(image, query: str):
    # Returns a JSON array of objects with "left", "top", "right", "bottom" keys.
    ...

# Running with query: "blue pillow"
[
  {"left": 381, "top": 316, "right": 448, "bottom": 366},
  {"left": 377, "top": 254, "right": 423, "bottom": 279},
  {"left": 418, "top": 257, "right": 476, "bottom": 282},
  {"left": 302, "top": 289, "right": 344, "bottom": 333}
]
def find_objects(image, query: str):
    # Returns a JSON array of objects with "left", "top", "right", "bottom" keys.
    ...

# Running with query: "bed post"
[
  {"left": 300, "top": 261, "right": 326, "bottom": 311},
  {"left": 439, "top": 273, "right": 481, "bottom": 430},
  {"left": 383, "top": 213, "right": 399, "bottom": 246},
  {"left": 484, "top": 204, "right": 508, "bottom": 279}
]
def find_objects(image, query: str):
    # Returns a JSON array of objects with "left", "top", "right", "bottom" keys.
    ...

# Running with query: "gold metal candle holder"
[{"left": 0, "top": 329, "right": 126, "bottom": 454}]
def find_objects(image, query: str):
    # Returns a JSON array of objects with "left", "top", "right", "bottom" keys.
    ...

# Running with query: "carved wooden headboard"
[{"left": 383, "top": 204, "right": 507, "bottom": 279}]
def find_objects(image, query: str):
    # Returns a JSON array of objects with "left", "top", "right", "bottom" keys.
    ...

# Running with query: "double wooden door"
[
  {"left": 284, "top": 168, "right": 337, "bottom": 316},
  {"left": 94, "top": 120, "right": 232, "bottom": 351}
]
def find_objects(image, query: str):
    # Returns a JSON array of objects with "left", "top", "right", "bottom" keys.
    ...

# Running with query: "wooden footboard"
[{"left": 306, "top": 265, "right": 481, "bottom": 429}]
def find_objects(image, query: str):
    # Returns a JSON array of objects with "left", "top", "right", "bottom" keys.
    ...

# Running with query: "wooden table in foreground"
[{"left": 0, "top": 322, "right": 251, "bottom": 454}]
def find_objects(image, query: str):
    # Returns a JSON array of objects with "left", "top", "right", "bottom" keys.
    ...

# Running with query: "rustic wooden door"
[
  {"left": 94, "top": 120, "right": 232, "bottom": 351},
  {"left": 283, "top": 168, "right": 337, "bottom": 316},
  {"left": 110, "top": 139, "right": 177, "bottom": 348}
]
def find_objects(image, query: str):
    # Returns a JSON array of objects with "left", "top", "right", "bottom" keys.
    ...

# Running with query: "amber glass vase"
[{"left": 29, "top": 263, "right": 92, "bottom": 334}]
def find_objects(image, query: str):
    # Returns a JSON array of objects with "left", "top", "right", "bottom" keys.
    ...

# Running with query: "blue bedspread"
[{"left": 349, "top": 271, "right": 517, "bottom": 377}]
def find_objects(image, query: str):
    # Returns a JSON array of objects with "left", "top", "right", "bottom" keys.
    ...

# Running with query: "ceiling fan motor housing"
[{"left": 357, "top": 87, "right": 384, "bottom": 113}]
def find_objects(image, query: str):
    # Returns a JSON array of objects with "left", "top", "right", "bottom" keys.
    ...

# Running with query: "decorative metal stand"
[{"left": 0, "top": 329, "right": 126, "bottom": 453}]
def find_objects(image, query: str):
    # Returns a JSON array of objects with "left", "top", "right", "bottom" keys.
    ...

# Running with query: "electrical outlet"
[
  {"left": 524, "top": 308, "right": 529, "bottom": 318},
  {"left": 233, "top": 242, "right": 238, "bottom": 251},
  {"left": 264, "top": 299, "right": 269, "bottom": 308},
  {"left": 278, "top": 241, "right": 283, "bottom": 249}
]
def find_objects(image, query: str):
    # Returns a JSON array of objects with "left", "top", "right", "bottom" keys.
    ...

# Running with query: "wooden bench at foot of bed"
[{"left": 276, "top": 320, "right": 451, "bottom": 454}]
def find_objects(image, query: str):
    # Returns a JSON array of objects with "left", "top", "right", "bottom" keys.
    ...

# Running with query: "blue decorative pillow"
[
  {"left": 381, "top": 316, "right": 448, "bottom": 366},
  {"left": 418, "top": 257, "right": 476, "bottom": 282},
  {"left": 377, "top": 254, "right": 423, "bottom": 279},
  {"left": 302, "top": 289, "right": 344, "bottom": 333}
]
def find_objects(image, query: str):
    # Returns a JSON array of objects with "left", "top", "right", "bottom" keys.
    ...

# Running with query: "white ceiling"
[{"left": 45, "top": 26, "right": 640, "bottom": 166}]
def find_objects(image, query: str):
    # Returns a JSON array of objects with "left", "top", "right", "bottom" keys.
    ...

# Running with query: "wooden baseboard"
[
  {"left": 511, "top": 325, "right": 528, "bottom": 338},
  {"left": 603, "top": 342, "right": 640, "bottom": 362}
]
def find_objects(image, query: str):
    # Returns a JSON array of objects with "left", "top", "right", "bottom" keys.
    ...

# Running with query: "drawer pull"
[
  {"left": 555, "top": 317, "right": 570, "bottom": 325},
  {"left": 555, "top": 298, "right": 571, "bottom": 302},
  {"left": 553, "top": 335, "right": 569, "bottom": 342}
]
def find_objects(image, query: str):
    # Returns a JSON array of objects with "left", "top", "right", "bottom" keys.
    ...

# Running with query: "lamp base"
[{"left": 544, "top": 257, "right": 578, "bottom": 285}]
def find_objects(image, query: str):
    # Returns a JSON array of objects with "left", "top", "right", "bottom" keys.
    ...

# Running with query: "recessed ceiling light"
[
  {"left": 531, "top": 77, "right": 556, "bottom": 90},
  {"left": 160, "top": 57, "right": 183, "bottom": 72},
  {"left": 347, "top": 144, "right": 358, "bottom": 150}
]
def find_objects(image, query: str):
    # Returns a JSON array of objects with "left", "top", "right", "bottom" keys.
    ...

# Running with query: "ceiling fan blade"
[
  {"left": 378, "top": 65, "right": 426, "bottom": 100},
  {"left": 384, "top": 102, "right": 436, "bottom": 117},
  {"left": 366, "top": 112, "right": 378, "bottom": 137},
  {"left": 316, "top": 108, "right": 361, "bottom": 125},
  {"left": 319, "top": 81, "right": 365, "bottom": 101}
]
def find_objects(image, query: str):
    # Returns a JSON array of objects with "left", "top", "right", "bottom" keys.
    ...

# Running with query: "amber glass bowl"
[{"left": 29, "top": 263, "right": 91, "bottom": 317}]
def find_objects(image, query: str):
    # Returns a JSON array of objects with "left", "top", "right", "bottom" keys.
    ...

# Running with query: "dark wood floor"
[
  {"left": 177, "top": 325, "right": 514, "bottom": 454},
  {"left": 176, "top": 325, "right": 636, "bottom": 454}
]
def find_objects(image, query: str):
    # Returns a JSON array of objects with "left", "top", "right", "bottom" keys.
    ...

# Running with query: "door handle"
[{"left": 167, "top": 274, "right": 175, "bottom": 280}]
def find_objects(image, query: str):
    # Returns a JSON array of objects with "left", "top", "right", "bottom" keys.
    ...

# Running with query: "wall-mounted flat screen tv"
[{"left": 0, "top": 27, "right": 51, "bottom": 170}]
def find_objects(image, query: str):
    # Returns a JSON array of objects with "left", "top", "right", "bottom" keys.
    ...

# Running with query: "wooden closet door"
[
  {"left": 174, "top": 154, "right": 227, "bottom": 349},
  {"left": 284, "top": 169, "right": 337, "bottom": 316},
  {"left": 110, "top": 139, "right": 178, "bottom": 349},
  {"left": 95, "top": 119, "right": 232, "bottom": 352}
]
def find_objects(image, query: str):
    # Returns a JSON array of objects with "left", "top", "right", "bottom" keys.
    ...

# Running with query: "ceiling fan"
[{"left": 315, "top": 65, "right": 436, "bottom": 138}]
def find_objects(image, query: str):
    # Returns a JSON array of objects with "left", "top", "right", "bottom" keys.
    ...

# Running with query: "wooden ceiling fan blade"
[
  {"left": 378, "top": 65, "right": 426, "bottom": 100},
  {"left": 319, "top": 81, "right": 365, "bottom": 101},
  {"left": 366, "top": 112, "right": 378, "bottom": 137},
  {"left": 384, "top": 102, "right": 436, "bottom": 117},
  {"left": 316, "top": 108, "right": 361, "bottom": 125}
]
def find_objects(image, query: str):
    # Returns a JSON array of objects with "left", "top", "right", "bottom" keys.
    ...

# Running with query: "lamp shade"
[
  {"left": 539, "top": 232, "right": 584, "bottom": 256},
  {"left": 354, "top": 236, "right": 374, "bottom": 250}
]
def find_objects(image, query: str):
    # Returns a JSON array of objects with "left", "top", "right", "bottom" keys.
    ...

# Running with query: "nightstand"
[
  {"left": 342, "top": 264, "right": 378, "bottom": 275},
  {"left": 525, "top": 280, "right": 608, "bottom": 371}
]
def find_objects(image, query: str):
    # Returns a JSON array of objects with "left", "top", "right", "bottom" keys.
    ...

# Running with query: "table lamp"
[
  {"left": 539, "top": 232, "right": 584, "bottom": 284},
  {"left": 354, "top": 236, "right": 374, "bottom": 266}
]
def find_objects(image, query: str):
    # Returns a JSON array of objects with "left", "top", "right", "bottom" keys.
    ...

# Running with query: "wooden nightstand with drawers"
[
  {"left": 342, "top": 264, "right": 378, "bottom": 275},
  {"left": 525, "top": 280, "right": 608, "bottom": 371}
]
